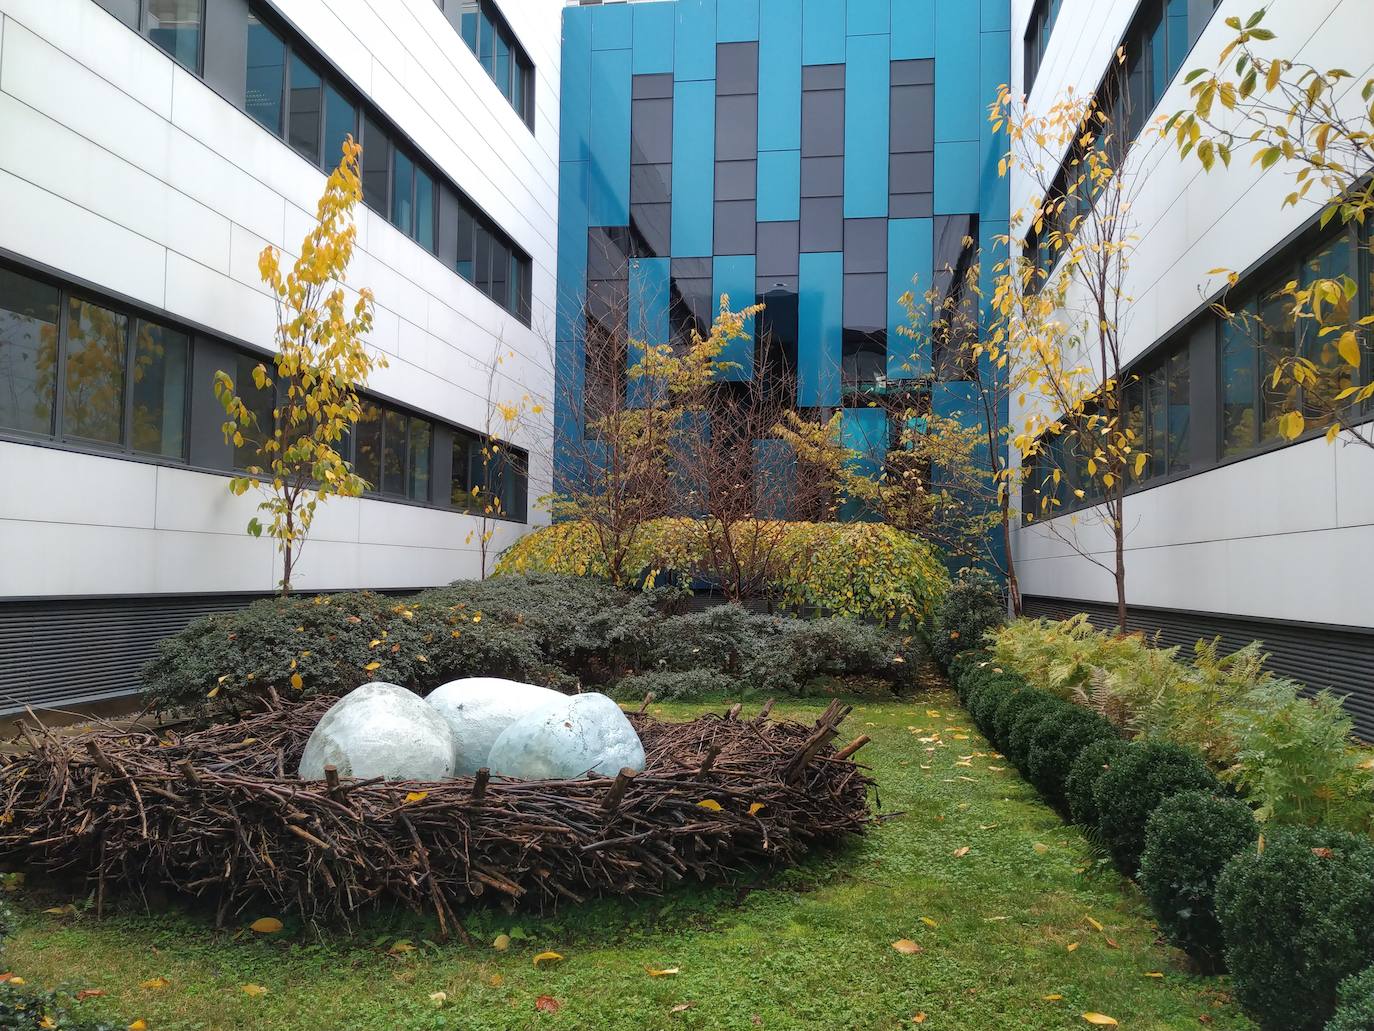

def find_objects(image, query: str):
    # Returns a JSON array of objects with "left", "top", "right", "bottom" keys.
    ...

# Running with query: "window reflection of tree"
[
  {"left": 63, "top": 298, "right": 128, "bottom": 445},
  {"left": 0, "top": 271, "right": 59, "bottom": 435}
]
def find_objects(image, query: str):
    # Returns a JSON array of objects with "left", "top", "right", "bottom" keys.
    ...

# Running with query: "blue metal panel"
[
  {"left": 757, "top": 149, "right": 801, "bottom": 221},
  {"left": 844, "top": 33, "right": 890, "bottom": 218},
  {"left": 841, "top": 406, "right": 888, "bottom": 475},
  {"left": 801, "top": 0, "right": 845, "bottom": 65},
  {"left": 633, "top": 2, "right": 676, "bottom": 75},
  {"left": 675, "top": 0, "right": 717, "bottom": 80},
  {"left": 588, "top": 48, "right": 632, "bottom": 227},
  {"left": 981, "top": 0, "right": 1011, "bottom": 33},
  {"left": 886, "top": 217, "right": 933, "bottom": 380},
  {"left": 890, "top": 0, "right": 934, "bottom": 59},
  {"left": 758, "top": 0, "right": 803, "bottom": 151},
  {"left": 592, "top": 3, "right": 633, "bottom": 50},
  {"left": 846, "top": 0, "right": 888, "bottom": 35},
  {"left": 934, "top": 0, "right": 980, "bottom": 142},
  {"left": 556, "top": 157, "right": 590, "bottom": 469},
  {"left": 798, "top": 251, "right": 843, "bottom": 407},
  {"left": 934, "top": 141, "right": 979, "bottom": 214},
  {"left": 628, "top": 256, "right": 671, "bottom": 406},
  {"left": 672, "top": 80, "right": 715, "bottom": 254},
  {"left": 718, "top": 0, "right": 760, "bottom": 41},
  {"left": 712, "top": 255, "right": 757, "bottom": 380},
  {"left": 559, "top": 9, "right": 593, "bottom": 163},
  {"left": 979, "top": 29, "right": 1011, "bottom": 220}
]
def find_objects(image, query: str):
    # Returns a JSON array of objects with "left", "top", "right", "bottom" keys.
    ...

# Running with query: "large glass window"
[
  {"left": 361, "top": 115, "right": 390, "bottom": 213},
  {"left": 0, "top": 268, "right": 60, "bottom": 437},
  {"left": 95, "top": 0, "right": 139, "bottom": 29},
  {"left": 451, "top": 0, "right": 534, "bottom": 125},
  {"left": 1221, "top": 312, "right": 1257, "bottom": 457},
  {"left": 130, "top": 321, "right": 188, "bottom": 459},
  {"left": 415, "top": 170, "right": 436, "bottom": 253},
  {"left": 1258, "top": 285, "right": 1299, "bottom": 442},
  {"left": 143, "top": 0, "right": 202, "bottom": 72},
  {"left": 64, "top": 298, "right": 128, "bottom": 446},
  {"left": 408, "top": 417, "right": 432, "bottom": 501},
  {"left": 1300, "top": 234, "right": 1356, "bottom": 420},
  {"left": 382, "top": 408, "right": 409, "bottom": 496},
  {"left": 232, "top": 351, "right": 273, "bottom": 470},
  {"left": 354, "top": 401, "right": 383, "bottom": 488},
  {"left": 322, "top": 83, "right": 356, "bottom": 170},
  {"left": 1166, "top": 349, "right": 1191, "bottom": 471},
  {"left": 245, "top": 14, "right": 285, "bottom": 136},
  {"left": 287, "top": 53, "right": 323, "bottom": 166},
  {"left": 392, "top": 149, "right": 415, "bottom": 236}
]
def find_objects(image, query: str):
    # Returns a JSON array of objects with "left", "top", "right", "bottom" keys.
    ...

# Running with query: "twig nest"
[
  {"left": 298, "top": 683, "right": 456, "bottom": 781},
  {"left": 488, "top": 692, "right": 646, "bottom": 780},
  {"left": 425, "top": 677, "right": 566, "bottom": 775}
]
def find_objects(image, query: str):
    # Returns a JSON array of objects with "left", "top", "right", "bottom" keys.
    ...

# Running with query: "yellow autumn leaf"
[
  {"left": 388, "top": 940, "right": 416, "bottom": 955},
  {"left": 404, "top": 791, "right": 429, "bottom": 805},
  {"left": 241, "top": 984, "right": 268, "bottom": 997},
  {"left": 139, "top": 977, "right": 170, "bottom": 990},
  {"left": 1337, "top": 330, "right": 1361, "bottom": 368},
  {"left": 492, "top": 934, "right": 511, "bottom": 952},
  {"left": 696, "top": 799, "right": 723, "bottom": 812},
  {"left": 1082, "top": 1014, "right": 1119, "bottom": 1027},
  {"left": 748, "top": 802, "right": 766, "bottom": 816},
  {"left": 913, "top": 1013, "right": 927, "bottom": 1024},
  {"left": 532, "top": 951, "right": 564, "bottom": 967},
  {"left": 429, "top": 991, "right": 448, "bottom": 1007},
  {"left": 952, "top": 846, "right": 970, "bottom": 858},
  {"left": 1033, "top": 842, "right": 1049, "bottom": 854},
  {"left": 891, "top": 939, "right": 924, "bottom": 955},
  {"left": 249, "top": 917, "right": 283, "bottom": 934},
  {"left": 364, "top": 661, "right": 381, "bottom": 672},
  {"left": 487, "top": 974, "right": 504, "bottom": 987},
  {"left": 129, "top": 1022, "right": 148, "bottom": 1031},
  {"left": 644, "top": 966, "right": 680, "bottom": 977},
  {"left": 1066, "top": 942, "right": 1080, "bottom": 952},
  {"left": 289, "top": 673, "right": 303, "bottom": 691},
  {"left": 207, "top": 685, "right": 221, "bottom": 699},
  {"left": 1084, "top": 916, "right": 1104, "bottom": 933},
  {"left": 1144, "top": 971, "right": 1164, "bottom": 978},
  {"left": 1044, "top": 994, "right": 1064, "bottom": 1001},
  {"left": 920, "top": 917, "right": 938, "bottom": 929}
]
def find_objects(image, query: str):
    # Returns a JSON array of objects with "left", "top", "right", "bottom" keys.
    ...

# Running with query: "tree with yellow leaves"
[
  {"left": 1165, "top": 7, "right": 1373, "bottom": 452},
  {"left": 215, "top": 137, "right": 381, "bottom": 595}
]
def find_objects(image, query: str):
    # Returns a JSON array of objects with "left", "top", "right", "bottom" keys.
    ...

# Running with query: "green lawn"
[{"left": 3, "top": 689, "right": 1253, "bottom": 1031}]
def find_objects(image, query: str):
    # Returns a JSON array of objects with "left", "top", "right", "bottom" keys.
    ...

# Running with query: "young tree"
[
  {"left": 1166, "top": 7, "right": 1374, "bottom": 449},
  {"left": 215, "top": 138, "right": 380, "bottom": 595},
  {"left": 990, "top": 72, "right": 1156, "bottom": 630}
]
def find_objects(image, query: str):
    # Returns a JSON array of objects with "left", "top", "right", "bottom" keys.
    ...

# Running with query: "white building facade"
[
  {"left": 1008, "top": 0, "right": 1374, "bottom": 730},
  {"left": 0, "top": 0, "right": 561, "bottom": 711}
]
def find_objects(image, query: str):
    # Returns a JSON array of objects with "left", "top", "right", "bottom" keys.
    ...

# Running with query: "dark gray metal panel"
[
  {"left": 1022, "top": 596, "right": 1374, "bottom": 741},
  {"left": 202, "top": 0, "right": 250, "bottom": 106}
]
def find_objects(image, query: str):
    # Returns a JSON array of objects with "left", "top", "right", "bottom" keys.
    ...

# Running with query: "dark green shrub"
[
  {"left": 990, "top": 688, "right": 1058, "bottom": 751},
  {"left": 967, "top": 677, "right": 1022, "bottom": 736},
  {"left": 1094, "top": 741, "right": 1221, "bottom": 876},
  {"left": 1025, "top": 707, "right": 1119, "bottom": 808},
  {"left": 930, "top": 568, "right": 1005, "bottom": 668},
  {"left": 649, "top": 604, "right": 779, "bottom": 675},
  {"left": 746, "top": 616, "right": 921, "bottom": 697},
  {"left": 1065, "top": 739, "right": 1128, "bottom": 829},
  {"left": 1004, "top": 696, "right": 1075, "bottom": 770},
  {"left": 1138, "top": 791, "right": 1257, "bottom": 972},
  {"left": 1216, "top": 827, "right": 1374, "bottom": 1031},
  {"left": 1327, "top": 966, "right": 1374, "bottom": 1031},
  {"left": 947, "top": 648, "right": 991, "bottom": 692},
  {"left": 610, "top": 669, "right": 738, "bottom": 702}
]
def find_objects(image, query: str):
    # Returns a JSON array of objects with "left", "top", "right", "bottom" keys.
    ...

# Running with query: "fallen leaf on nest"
[{"left": 696, "top": 799, "right": 722, "bottom": 812}]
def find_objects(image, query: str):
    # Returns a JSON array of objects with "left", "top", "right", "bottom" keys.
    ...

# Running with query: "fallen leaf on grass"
[
  {"left": 487, "top": 974, "right": 504, "bottom": 987},
  {"left": 535, "top": 995, "right": 561, "bottom": 1013},
  {"left": 128, "top": 1022, "right": 148, "bottom": 1031},
  {"left": 1066, "top": 943, "right": 1079, "bottom": 953},
  {"left": 952, "top": 846, "right": 970, "bottom": 858},
  {"left": 43, "top": 905, "right": 77, "bottom": 918},
  {"left": 388, "top": 940, "right": 417, "bottom": 956},
  {"left": 492, "top": 934, "right": 511, "bottom": 952},
  {"left": 645, "top": 966, "right": 680, "bottom": 977},
  {"left": 1032, "top": 843, "right": 1049, "bottom": 854},
  {"left": 979, "top": 823, "right": 999, "bottom": 830},
  {"left": 987, "top": 765, "right": 1005, "bottom": 772},
  {"left": 1043, "top": 994, "right": 1064, "bottom": 1001},
  {"left": 429, "top": 992, "right": 448, "bottom": 1007},
  {"left": 1104, "top": 937, "right": 1119, "bottom": 949},
  {"left": 241, "top": 984, "right": 268, "bottom": 997},
  {"left": 1083, "top": 916, "right": 1104, "bottom": 933},
  {"left": 913, "top": 1013, "right": 927, "bottom": 1024},
  {"left": 1143, "top": 972, "right": 1164, "bottom": 978},
  {"left": 139, "top": 978, "right": 169, "bottom": 991},
  {"left": 250, "top": 917, "right": 283, "bottom": 934},
  {"left": 75, "top": 990, "right": 104, "bottom": 1001},
  {"left": 1082, "top": 1014, "right": 1118, "bottom": 1027},
  {"left": 891, "top": 939, "right": 924, "bottom": 954},
  {"left": 669, "top": 1002, "right": 695, "bottom": 1013},
  {"left": 532, "top": 951, "right": 564, "bottom": 968},
  {"left": 920, "top": 917, "right": 938, "bottom": 929}
]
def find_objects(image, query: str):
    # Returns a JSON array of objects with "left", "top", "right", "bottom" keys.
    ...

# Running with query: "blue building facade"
[{"left": 556, "top": 0, "right": 1010, "bottom": 516}]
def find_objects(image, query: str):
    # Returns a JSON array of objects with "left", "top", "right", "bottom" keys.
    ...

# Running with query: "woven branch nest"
[{"left": 0, "top": 696, "right": 873, "bottom": 937}]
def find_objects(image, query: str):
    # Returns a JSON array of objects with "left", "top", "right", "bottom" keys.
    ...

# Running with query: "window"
[
  {"left": 143, "top": 0, "right": 202, "bottom": 72},
  {"left": 451, "top": 431, "right": 527, "bottom": 520},
  {"left": 245, "top": 14, "right": 285, "bottom": 136},
  {"left": 1023, "top": 0, "right": 1061, "bottom": 92},
  {"left": 444, "top": 1, "right": 535, "bottom": 127},
  {"left": 64, "top": 298, "right": 128, "bottom": 446},
  {"left": 232, "top": 351, "right": 273, "bottom": 470},
  {"left": 287, "top": 53, "right": 323, "bottom": 166},
  {"left": 322, "top": 83, "right": 357, "bottom": 170},
  {"left": 361, "top": 114, "right": 390, "bottom": 213},
  {"left": 1221, "top": 312, "right": 1257, "bottom": 456},
  {"left": 131, "top": 321, "right": 189, "bottom": 459},
  {"left": 0, "top": 268, "right": 60, "bottom": 437},
  {"left": 392, "top": 149, "right": 415, "bottom": 236},
  {"left": 347, "top": 400, "right": 433, "bottom": 501}
]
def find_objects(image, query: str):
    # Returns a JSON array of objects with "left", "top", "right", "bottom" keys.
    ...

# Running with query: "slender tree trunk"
[
  {"left": 1000, "top": 491, "right": 1022, "bottom": 616},
  {"left": 1112, "top": 499, "right": 1127, "bottom": 633}
]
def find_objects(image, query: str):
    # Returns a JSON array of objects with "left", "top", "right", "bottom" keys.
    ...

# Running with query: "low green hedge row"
[{"left": 945, "top": 653, "right": 1374, "bottom": 1031}]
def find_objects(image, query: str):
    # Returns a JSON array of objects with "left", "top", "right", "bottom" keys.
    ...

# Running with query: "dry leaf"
[
  {"left": 952, "top": 846, "right": 970, "bottom": 858},
  {"left": 920, "top": 917, "right": 938, "bottom": 929},
  {"left": 670, "top": 1002, "right": 695, "bottom": 1013},
  {"left": 75, "top": 990, "right": 105, "bottom": 1001},
  {"left": 139, "top": 977, "right": 170, "bottom": 991},
  {"left": 696, "top": 799, "right": 723, "bottom": 812},
  {"left": 1104, "top": 937, "right": 1119, "bottom": 949},
  {"left": 748, "top": 802, "right": 766, "bottom": 816},
  {"left": 388, "top": 940, "right": 417, "bottom": 956},
  {"left": 535, "top": 995, "right": 561, "bottom": 1013},
  {"left": 532, "top": 951, "right": 564, "bottom": 968},
  {"left": 128, "top": 1022, "right": 148, "bottom": 1031},
  {"left": 1084, "top": 916, "right": 1104, "bottom": 933},
  {"left": 1044, "top": 994, "right": 1064, "bottom": 1001},
  {"left": 249, "top": 917, "right": 283, "bottom": 934},
  {"left": 429, "top": 991, "right": 448, "bottom": 1007},
  {"left": 241, "top": 984, "right": 268, "bottom": 997},
  {"left": 289, "top": 673, "right": 303, "bottom": 691},
  {"left": 1033, "top": 842, "right": 1049, "bottom": 854},
  {"left": 492, "top": 934, "right": 511, "bottom": 952},
  {"left": 364, "top": 661, "right": 381, "bottom": 672},
  {"left": 487, "top": 974, "right": 504, "bottom": 987},
  {"left": 645, "top": 966, "right": 680, "bottom": 977},
  {"left": 913, "top": 1013, "right": 927, "bottom": 1024},
  {"left": 1143, "top": 972, "right": 1164, "bottom": 978},
  {"left": 891, "top": 939, "right": 924, "bottom": 954},
  {"left": 1082, "top": 1014, "right": 1119, "bottom": 1027},
  {"left": 404, "top": 791, "right": 429, "bottom": 805},
  {"left": 1066, "top": 943, "right": 1080, "bottom": 952}
]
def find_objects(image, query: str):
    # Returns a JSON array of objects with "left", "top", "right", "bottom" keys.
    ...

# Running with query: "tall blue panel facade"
[{"left": 556, "top": 0, "right": 1011, "bottom": 549}]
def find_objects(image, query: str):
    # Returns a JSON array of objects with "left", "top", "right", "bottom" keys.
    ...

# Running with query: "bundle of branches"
[{"left": 0, "top": 697, "right": 872, "bottom": 937}]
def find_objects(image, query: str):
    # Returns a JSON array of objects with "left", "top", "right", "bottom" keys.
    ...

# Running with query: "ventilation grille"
[
  {"left": 1023, "top": 596, "right": 1374, "bottom": 741},
  {"left": 0, "top": 590, "right": 422, "bottom": 717}
]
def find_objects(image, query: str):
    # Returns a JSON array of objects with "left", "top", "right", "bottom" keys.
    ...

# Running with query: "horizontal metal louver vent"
[
  {"left": 1022, "top": 596, "right": 1374, "bottom": 741},
  {"left": 0, "top": 590, "right": 422, "bottom": 717}
]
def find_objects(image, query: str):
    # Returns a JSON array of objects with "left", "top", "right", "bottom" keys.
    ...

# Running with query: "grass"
[{"left": 2, "top": 689, "right": 1254, "bottom": 1031}]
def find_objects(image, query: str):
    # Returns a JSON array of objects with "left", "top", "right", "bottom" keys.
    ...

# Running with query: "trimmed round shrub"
[
  {"left": 1004, "top": 696, "right": 1076, "bottom": 770},
  {"left": 1327, "top": 966, "right": 1374, "bottom": 1031},
  {"left": 1024, "top": 707, "right": 1119, "bottom": 807},
  {"left": 968, "top": 677, "right": 1023, "bottom": 737},
  {"left": 930, "top": 568, "right": 1005, "bottom": 668},
  {"left": 1216, "top": 827, "right": 1374, "bottom": 1031},
  {"left": 1138, "top": 791, "right": 1257, "bottom": 972},
  {"left": 610, "top": 669, "right": 738, "bottom": 702},
  {"left": 1065, "top": 738, "right": 1128, "bottom": 830},
  {"left": 990, "top": 688, "right": 1058, "bottom": 751},
  {"left": 947, "top": 648, "right": 991, "bottom": 692},
  {"left": 953, "top": 660, "right": 1001, "bottom": 704},
  {"left": 1094, "top": 741, "right": 1221, "bottom": 877}
]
